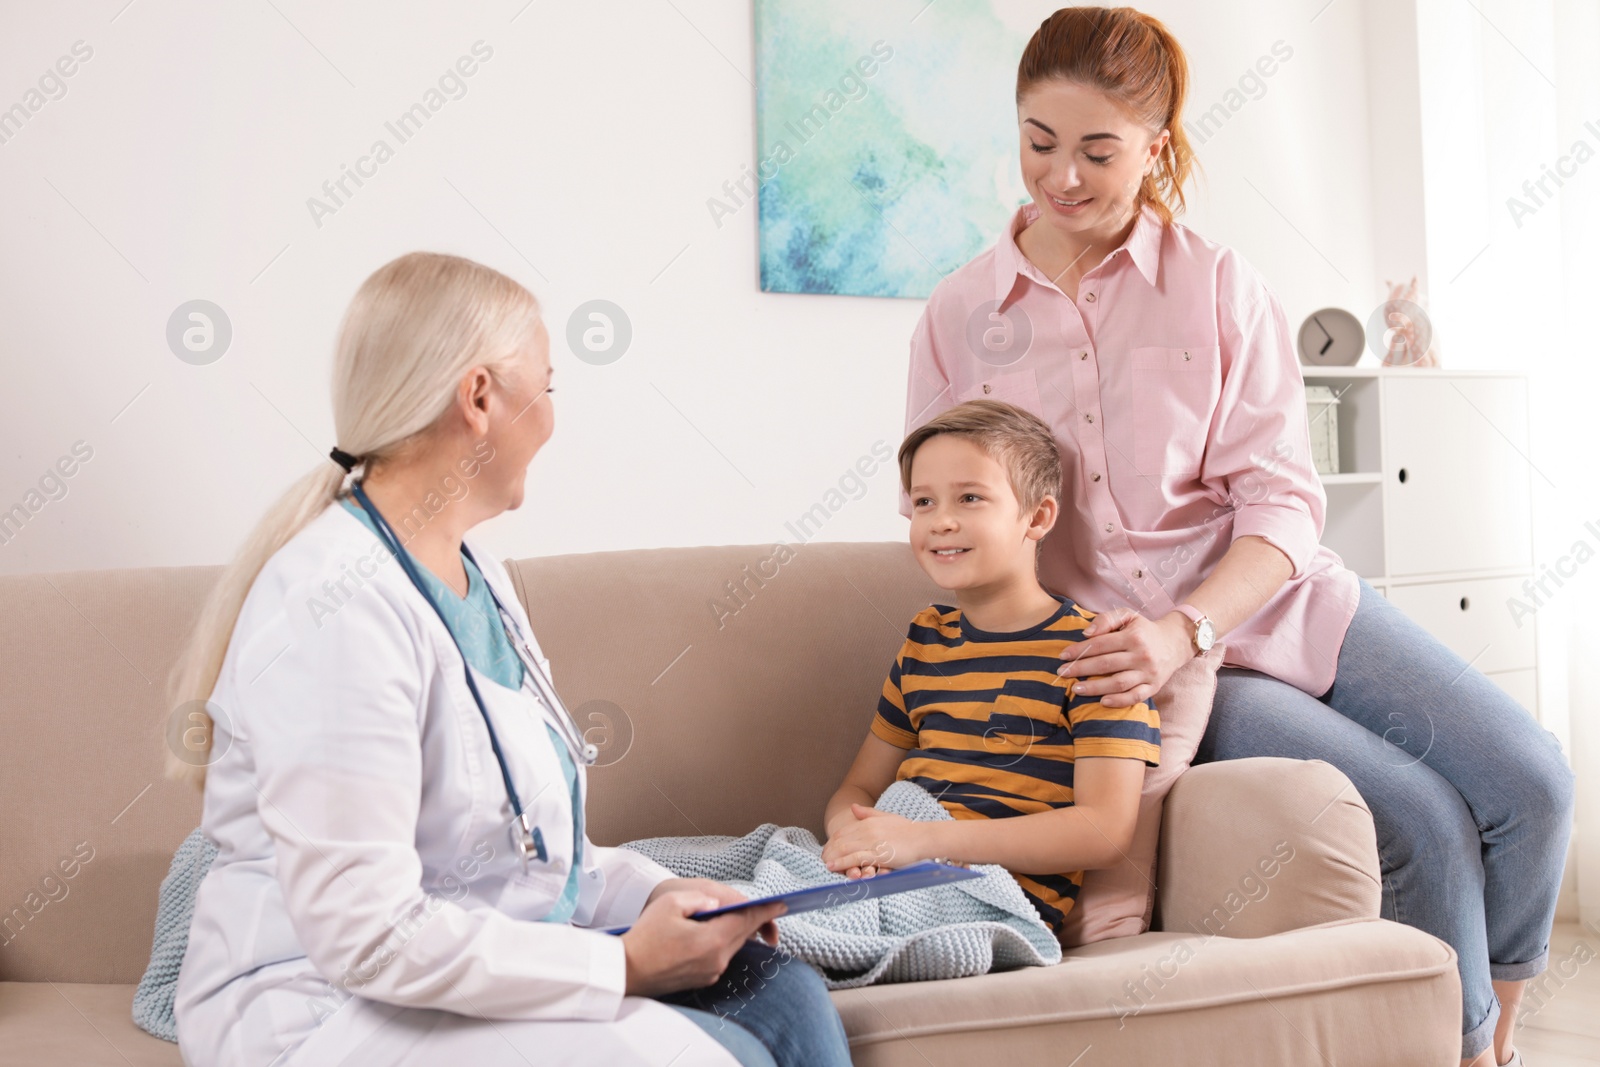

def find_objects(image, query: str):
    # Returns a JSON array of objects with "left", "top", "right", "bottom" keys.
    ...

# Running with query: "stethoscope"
[{"left": 348, "top": 479, "right": 597, "bottom": 872}]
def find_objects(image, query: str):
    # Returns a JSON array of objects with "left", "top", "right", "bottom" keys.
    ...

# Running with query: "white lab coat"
[{"left": 174, "top": 503, "right": 739, "bottom": 1067}]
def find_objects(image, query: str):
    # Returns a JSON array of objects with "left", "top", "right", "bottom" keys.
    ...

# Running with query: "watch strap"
[{"left": 1175, "top": 602, "right": 1206, "bottom": 627}]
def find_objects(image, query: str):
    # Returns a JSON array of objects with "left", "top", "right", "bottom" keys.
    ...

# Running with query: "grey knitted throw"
[
  {"left": 131, "top": 827, "right": 219, "bottom": 1042},
  {"left": 620, "top": 780, "right": 1063, "bottom": 988}
]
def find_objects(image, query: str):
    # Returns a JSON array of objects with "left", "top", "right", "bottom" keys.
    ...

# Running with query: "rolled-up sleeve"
[
  {"left": 247, "top": 588, "right": 632, "bottom": 1022},
  {"left": 1200, "top": 255, "right": 1327, "bottom": 580},
  {"left": 573, "top": 846, "right": 675, "bottom": 930},
  {"left": 900, "top": 303, "right": 956, "bottom": 518}
]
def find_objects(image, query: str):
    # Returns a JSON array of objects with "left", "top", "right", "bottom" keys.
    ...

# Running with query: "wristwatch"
[{"left": 1175, "top": 603, "right": 1216, "bottom": 654}]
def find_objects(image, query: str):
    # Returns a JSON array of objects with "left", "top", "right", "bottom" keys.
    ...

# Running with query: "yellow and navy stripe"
[{"left": 870, "top": 597, "right": 1160, "bottom": 933}]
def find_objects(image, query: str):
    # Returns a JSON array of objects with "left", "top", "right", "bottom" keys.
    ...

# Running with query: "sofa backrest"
[
  {"left": 503, "top": 543, "right": 943, "bottom": 845},
  {"left": 0, "top": 564, "right": 214, "bottom": 984},
  {"left": 0, "top": 541, "right": 943, "bottom": 983}
]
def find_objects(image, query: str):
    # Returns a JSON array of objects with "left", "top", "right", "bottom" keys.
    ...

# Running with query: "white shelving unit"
[{"left": 1303, "top": 366, "right": 1540, "bottom": 718}]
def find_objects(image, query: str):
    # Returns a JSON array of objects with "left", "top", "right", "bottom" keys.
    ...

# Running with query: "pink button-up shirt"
[{"left": 901, "top": 200, "right": 1360, "bottom": 697}]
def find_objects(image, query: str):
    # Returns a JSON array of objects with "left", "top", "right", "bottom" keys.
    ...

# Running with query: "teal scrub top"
[{"left": 339, "top": 497, "right": 584, "bottom": 924}]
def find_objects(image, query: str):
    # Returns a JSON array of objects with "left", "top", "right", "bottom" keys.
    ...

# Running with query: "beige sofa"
[{"left": 0, "top": 541, "right": 1462, "bottom": 1065}]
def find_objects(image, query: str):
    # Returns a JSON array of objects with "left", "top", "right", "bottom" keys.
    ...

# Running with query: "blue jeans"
[
  {"left": 1195, "top": 575, "right": 1574, "bottom": 1060},
  {"left": 656, "top": 940, "right": 851, "bottom": 1067}
]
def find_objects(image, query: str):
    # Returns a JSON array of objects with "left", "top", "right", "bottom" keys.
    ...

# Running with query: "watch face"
[{"left": 1196, "top": 619, "right": 1216, "bottom": 651}]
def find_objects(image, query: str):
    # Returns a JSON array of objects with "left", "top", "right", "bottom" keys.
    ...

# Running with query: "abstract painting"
[{"left": 752, "top": 0, "right": 1040, "bottom": 299}]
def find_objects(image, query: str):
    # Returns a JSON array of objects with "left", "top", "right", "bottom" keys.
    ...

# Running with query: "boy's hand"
[
  {"left": 823, "top": 806, "right": 887, "bottom": 880},
  {"left": 824, "top": 733, "right": 914, "bottom": 877},
  {"left": 823, "top": 804, "right": 936, "bottom": 876},
  {"left": 825, "top": 806, "right": 889, "bottom": 883}
]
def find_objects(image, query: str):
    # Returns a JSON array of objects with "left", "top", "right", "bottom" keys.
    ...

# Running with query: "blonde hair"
[
  {"left": 898, "top": 399, "right": 1062, "bottom": 517},
  {"left": 165, "top": 252, "right": 543, "bottom": 786},
  {"left": 1017, "top": 6, "right": 1201, "bottom": 226}
]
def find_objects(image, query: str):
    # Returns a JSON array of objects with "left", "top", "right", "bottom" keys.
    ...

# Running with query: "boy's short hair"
[{"left": 898, "top": 399, "right": 1062, "bottom": 516}]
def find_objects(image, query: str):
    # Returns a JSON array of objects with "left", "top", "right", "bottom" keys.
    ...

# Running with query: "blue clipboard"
[{"left": 596, "top": 861, "right": 983, "bottom": 935}]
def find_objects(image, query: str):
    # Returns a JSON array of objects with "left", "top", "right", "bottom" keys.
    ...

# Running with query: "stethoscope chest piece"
[{"left": 512, "top": 812, "right": 547, "bottom": 872}]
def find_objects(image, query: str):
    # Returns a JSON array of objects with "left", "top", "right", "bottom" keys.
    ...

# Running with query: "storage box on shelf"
[{"left": 1301, "top": 366, "right": 1539, "bottom": 718}]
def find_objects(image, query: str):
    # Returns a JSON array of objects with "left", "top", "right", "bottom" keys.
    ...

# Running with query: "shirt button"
[
  {"left": 982, "top": 384, "right": 991, "bottom": 394},
  {"left": 1183, "top": 351, "right": 1191, "bottom": 360},
  {"left": 1134, "top": 569, "right": 1143, "bottom": 578},
  {"left": 1085, "top": 413, "right": 1094, "bottom": 423},
  {"left": 1104, "top": 523, "right": 1114, "bottom": 533},
  {"left": 1085, "top": 292, "right": 1096, "bottom": 302},
  {"left": 1080, "top": 352, "right": 1089, "bottom": 360},
  {"left": 1091, "top": 472, "right": 1101, "bottom": 482}
]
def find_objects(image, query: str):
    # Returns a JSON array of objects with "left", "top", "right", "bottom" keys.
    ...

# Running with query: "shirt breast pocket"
[
  {"left": 953, "top": 368, "right": 1046, "bottom": 422},
  {"left": 989, "top": 681, "right": 1072, "bottom": 769},
  {"left": 1130, "top": 346, "right": 1221, "bottom": 478}
]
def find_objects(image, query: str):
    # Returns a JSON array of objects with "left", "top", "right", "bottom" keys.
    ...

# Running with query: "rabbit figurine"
[{"left": 1379, "top": 275, "right": 1440, "bottom": 367}]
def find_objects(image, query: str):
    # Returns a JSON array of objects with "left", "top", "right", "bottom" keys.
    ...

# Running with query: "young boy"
[{"left": 820, "top": 399, "right": 1160, "bottom": 936}]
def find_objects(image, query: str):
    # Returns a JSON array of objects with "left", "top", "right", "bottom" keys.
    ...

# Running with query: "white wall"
[
  {"left": 1547, "top": 0, "right": 1600, "bottom": 926},
  {"left": 0, "top": 0, "right": 1394, "bottom": 575},
  {"left": 1404, "top": 0, "right": 1600, "bottom": 922}
]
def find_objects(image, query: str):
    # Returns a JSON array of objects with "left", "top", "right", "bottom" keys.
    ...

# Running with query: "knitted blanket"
[
  {"left": 132, "top": 827, "right": 219, "bottom": 1042},
  {"left": 620, "top": 780, "right": 1062, "bottom": 988}
]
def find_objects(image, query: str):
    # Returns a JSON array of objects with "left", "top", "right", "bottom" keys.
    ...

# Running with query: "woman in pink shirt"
[{"left": 901, "top": 9, "right": 1571, "bottom": 1066}]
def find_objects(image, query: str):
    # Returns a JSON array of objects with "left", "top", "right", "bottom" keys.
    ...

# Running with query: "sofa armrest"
[{"left": 1156, "top": 757, "right": 1381, "bottom": 938}]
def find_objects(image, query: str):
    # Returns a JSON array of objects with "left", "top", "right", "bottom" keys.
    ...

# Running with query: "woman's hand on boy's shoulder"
[{"left": 1056, "top": 606, "right": 1192, "bottom": 707}]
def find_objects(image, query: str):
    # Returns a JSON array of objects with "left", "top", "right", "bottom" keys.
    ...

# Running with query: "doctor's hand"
[
  {"left": 645, "top": 878, "right": 780, "bottom": 947},
  {"left": 620, "top": 889, "right": 787, "bottom": 998}
]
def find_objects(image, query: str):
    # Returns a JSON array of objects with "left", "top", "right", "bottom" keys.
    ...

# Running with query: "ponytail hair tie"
[{"left": 329, "top": 447, "right": 360, "bottom": 473}]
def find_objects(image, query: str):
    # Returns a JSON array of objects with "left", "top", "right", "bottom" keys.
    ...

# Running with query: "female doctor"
[{"left": 169, "top": 252, "right": 852, "bottom": 1067}]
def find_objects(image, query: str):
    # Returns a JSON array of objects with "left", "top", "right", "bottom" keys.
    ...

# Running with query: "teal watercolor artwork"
[{"left": 752, "top": 0, "right": 1039, "bottom": 299}]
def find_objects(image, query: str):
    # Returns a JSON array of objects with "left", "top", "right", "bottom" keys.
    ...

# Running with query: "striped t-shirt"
[{"left": 870, "top": 595, "right": 1161, "bottom": 934}]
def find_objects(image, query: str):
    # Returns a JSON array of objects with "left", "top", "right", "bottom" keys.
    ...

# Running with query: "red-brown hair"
[{"left": 1017, "top": 6, "right": 1199, "bottom": 225}]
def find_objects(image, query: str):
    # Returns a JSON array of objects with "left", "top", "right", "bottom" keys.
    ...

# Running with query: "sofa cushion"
[
  {"left": 1058, "top": 644, "right": 1222, "bottom": 947},
  {"left": 7, "top": 917, "right": 1458, "bottom": 1067},
  {"left": 834, "top": 918, "right": 1460, "bottom": 1066},
  {"left": 0, "top": 983, "right": 184, "bottom": 1066}
]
